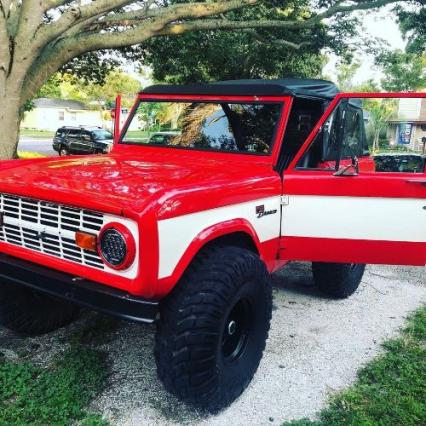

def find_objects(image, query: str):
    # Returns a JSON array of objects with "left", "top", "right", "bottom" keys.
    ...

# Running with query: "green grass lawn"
[
  {"left": 0, "top": 347, "right": 108, "bottom": 425},
  {"left": 284, "top": 306, "right": 426, "bottom": 426},
  {"left": 20, "top": 129, "right": 55, "bottom": 138},
  {"left": 125, "top": 130, "right": 150, "bottom": 140},
  {"left": 0, "top": 315, "right": 116, "bottom": 425},
  {"left": 17, "top": 151, "right": 47, "bottom": 159}
]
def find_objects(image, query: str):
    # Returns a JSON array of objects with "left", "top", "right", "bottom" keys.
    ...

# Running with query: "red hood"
[{"left": 0, "top": 151, "right": 278, "bottom": 217}]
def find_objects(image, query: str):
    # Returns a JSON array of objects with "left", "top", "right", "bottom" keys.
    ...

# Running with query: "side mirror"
[{"left": 334, "top": 155, "right": 359, "bottom": 177}]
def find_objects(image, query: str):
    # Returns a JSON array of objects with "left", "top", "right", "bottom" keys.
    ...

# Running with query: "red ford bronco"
[{"left": 0, "top": 79, "right": 424, "bottom": 411}]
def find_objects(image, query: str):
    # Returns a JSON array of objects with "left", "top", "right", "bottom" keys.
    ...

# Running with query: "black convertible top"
[{"left": 141, "top": 78, "right": 339, "bottom": 100}]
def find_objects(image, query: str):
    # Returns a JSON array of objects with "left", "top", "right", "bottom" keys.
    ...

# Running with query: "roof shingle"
[{"left": 33, "top": 98, "right": 88, "bottom": 110}]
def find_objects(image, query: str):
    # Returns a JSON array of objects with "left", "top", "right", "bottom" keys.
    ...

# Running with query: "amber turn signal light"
[{"left": 75, "top": 232, "right": 97, "bottom": 252}]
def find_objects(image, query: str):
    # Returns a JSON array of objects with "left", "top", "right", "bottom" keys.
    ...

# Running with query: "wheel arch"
[{"left": 156, "top": 219, "right": 265, "bottom": 297}]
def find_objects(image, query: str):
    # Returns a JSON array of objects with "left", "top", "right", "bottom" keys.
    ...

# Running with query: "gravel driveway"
[{"left": 0, "top": 262, "right": 425, "bottom": 425}]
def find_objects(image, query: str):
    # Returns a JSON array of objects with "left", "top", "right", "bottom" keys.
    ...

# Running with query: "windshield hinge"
[{"left": 280, "top": 195, "right": 289, "bottom": 206}]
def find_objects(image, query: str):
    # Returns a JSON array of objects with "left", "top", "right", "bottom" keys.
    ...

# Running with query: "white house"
[
  {"left": 21, "top": 98, "right": 142, "bottom": 132},
  {"left": 387, "top": 98, "right": 426, "bottom": 153},
  {"left": 21, "top": 98, "right": 103, "bottom": 131}
]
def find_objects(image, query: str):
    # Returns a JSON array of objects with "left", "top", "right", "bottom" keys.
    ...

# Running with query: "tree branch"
[
  {"left": 98, "top": 0, "right": 258, "bottom": 27},
  {"left": 15, "top": 0, "right": 44, "bottom": 42},
  {"left": 150, "top": 0, "right": 401, "bottom": 36},
  {"left": 34, "top": 0, "right": 137, "bottom": 51},
  {"left": 20, "top": 0, "right": 403, "bottom": 106},
  {"left": 246, "top": 29, "right": 312, "bottom": 50},
  {"left": 40, "top": 0, "right": 259, "bottom": 56},
  {"left": 0, "top": 4, "right": 9, "bottom": 88},
  {"left": 0, "top": 1, "right": 6, "bottom": 20},
  {"left": 37, "top": 0, "right": 403, "bottom": 66},
  {"left": 81, "top": 0, "right": 401, "bottom": 32},
  {"left": 42, "top": 0, "right": 72, "bottom": 12},
  {"left": 65, "top": 0, "right": 136, "bottom": 21},
  {"left": 0, "top": 1, "right": 11, "bottom": 16}
]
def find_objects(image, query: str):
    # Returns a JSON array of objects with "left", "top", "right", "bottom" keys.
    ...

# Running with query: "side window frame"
[
  {"left": 288, "top": 93, "right": 426, "bottom": 173},
  {"left": 277, "top": 97, "right": 327, "bottom": 172}
]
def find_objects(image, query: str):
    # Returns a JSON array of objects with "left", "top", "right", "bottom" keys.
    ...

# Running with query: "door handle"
[{"left": 405, "top": 179, "right": 426, "bottom": 186}]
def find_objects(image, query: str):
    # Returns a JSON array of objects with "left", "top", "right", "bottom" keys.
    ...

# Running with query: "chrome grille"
[{"left": 0, "top": 193, "right": 106, "bottom": 270}]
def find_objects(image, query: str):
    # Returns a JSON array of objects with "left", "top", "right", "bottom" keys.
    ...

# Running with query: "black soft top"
[{"left": 142, "top": 78, "right": 339, "bottom": 100}]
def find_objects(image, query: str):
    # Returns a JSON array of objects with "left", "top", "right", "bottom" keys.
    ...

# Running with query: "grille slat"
[{"left": 0, "top": 194, "right": 105, "bottom": 270}]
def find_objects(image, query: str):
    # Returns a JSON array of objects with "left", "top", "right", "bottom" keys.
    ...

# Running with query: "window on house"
[{"left": 58, "top": 111, "right": 65, "bottom": 121}]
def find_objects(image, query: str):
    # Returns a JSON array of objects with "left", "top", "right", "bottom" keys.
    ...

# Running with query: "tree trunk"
[
  {"left": 0, "top": 82, "right": 22, "bottom": 160},
  {"left": 372, "top": 130, "right": 380, "bottom": 153}
]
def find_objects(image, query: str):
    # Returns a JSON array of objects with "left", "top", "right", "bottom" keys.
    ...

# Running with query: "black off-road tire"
[
  {"left": 0, "top": 282, "right": 80, "bottom": 336},
  {"left": 155, "top": 246, "right": 272, "bottom": 412},
  {"left": 59, "top": 146, "right": 69, "bottom": 156},
  {"left": 312, "top": 262, "right": 366, "bottom": 299}
]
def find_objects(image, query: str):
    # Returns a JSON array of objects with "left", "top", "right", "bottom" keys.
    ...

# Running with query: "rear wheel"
[
  {"left": 155, "top": 246, "right": 272, "bottom": 412},
  {"left": 312, "top": 262, "right": 366, "bottom": 298},
  {"left": 0, "top": 282, "right": 80, "bottom": 336}
]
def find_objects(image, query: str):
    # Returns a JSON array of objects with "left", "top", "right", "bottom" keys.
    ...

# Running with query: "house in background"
[
  {"left": 387, "top": 98, "right": 426, "bottom": 153},
  {"left": 21, "top": 98, "right": 102, "bottom": 131},
  {"left": 21, "top": 98, "right": 142, "bottom": 132}
]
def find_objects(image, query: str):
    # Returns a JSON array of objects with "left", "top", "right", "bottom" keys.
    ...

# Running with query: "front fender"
[{"left": 155, "top": 218, "right": 276, "bottom": 298}]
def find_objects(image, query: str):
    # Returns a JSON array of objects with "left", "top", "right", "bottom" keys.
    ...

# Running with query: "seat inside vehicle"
[{"left": 280, "top": 97, "right": 325, "bottom": 169}]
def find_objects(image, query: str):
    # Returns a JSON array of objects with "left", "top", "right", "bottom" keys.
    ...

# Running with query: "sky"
[{"left": 323, "top": 5, "right": 406, "bottom": 85}]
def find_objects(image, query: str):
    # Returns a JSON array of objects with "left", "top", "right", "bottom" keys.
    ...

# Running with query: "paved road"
[
  {"left": 18, "top": 137, "right": 57, "bottom": 156},
  {"left": 0, "top": 262, "right": 424, "bottom": 425}
]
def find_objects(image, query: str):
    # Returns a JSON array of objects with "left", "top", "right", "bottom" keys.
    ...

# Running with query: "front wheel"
[
  {"left": 59, "top": 146, "right": 69, "bottom": 156},
  {"left": 312, "top": 262, "right": 366, "bottom": 298},
  {"left": 0, "top": 282, "right": 80, "bottom": 335},
  {"left": 155, "top": 246, "right": 272, "bottom": 412}
]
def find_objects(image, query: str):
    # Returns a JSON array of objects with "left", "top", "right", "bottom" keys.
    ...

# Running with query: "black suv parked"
[{"left": 53, "top": 126, "right": 113, "bottom": 156}]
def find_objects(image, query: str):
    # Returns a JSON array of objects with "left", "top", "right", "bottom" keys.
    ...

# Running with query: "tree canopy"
[
  {"left": 136, "top": 0, "right": 353, "bottom": 83},
  {"left": 58, "top": 70, "right": 140, "bottom": 107},
  {"left": 138, "top": 29, "right": 325, "bottom": 83},
  {"left": 377, "top": 50, "right": 426, "bottom": 91},
  {"left": 396, "top": 2, "right": 426, "bottom": 54},
  {"left": 0, "top": 0, "right": 415, "bottom": 107},
  {"left": 0, "top": 0, "right": 424, "bottom": 159}
]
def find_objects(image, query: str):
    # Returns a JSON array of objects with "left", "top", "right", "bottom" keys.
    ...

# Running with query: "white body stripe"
[
  {"left": 157, "top": 197, "right": 281, "bottom": 278},
  {"left": 282, "top": 195, "right": 426, "bottom": 243}
]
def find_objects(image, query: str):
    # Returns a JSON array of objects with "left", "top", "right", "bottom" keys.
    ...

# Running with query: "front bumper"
[{"left": 0, "top": 253, "right": 158, "bottom": 323}]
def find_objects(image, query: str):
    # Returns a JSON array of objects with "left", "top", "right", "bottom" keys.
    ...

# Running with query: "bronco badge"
[{"left": 256, "top": 205, "right": 277, "bottom": 218}]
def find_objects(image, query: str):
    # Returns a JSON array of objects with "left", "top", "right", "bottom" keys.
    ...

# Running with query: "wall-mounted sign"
[{"left": 398, "top": 123, "right": 413, "bottom": 145}]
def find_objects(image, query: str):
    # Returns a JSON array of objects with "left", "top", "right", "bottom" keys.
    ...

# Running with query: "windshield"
[
  {"left": 121, "top": 101, "right": 282, "bottom": 154},
  {"left": 92, "top": 129, "right": 113, "bottom": 140}
]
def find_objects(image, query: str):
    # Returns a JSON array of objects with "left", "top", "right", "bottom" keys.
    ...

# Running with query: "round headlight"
[{"left": 98, "top": 223, "right": 136, "bottom": 270}]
